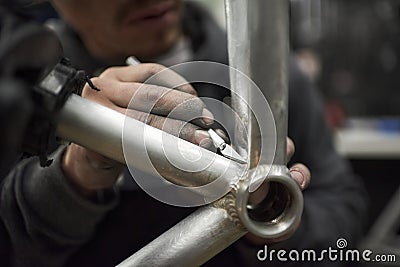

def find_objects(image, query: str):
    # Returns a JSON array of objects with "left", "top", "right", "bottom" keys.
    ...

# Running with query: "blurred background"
[{"left": 4, "top": 0, "right": 400, "bottom": 263}]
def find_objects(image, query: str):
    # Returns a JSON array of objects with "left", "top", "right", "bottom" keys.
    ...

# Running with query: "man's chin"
[{"left": 120, "top": 32, "right": 182, "bottom": 61}]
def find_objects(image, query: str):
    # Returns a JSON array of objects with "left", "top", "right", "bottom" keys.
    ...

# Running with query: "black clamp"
[{"left": 23, "top": 58, "right": 86, "bottom": 167}]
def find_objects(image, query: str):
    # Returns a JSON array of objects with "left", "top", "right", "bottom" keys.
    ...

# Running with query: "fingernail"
[
  {"left": 290, "top": 169, "right": 305, "bottom": 188},
  {"left": 202, "top": 109, "right": 214, "bottom": 125},
  {"left": 195, "top": 130, "right": 211, "bottom": 146}
]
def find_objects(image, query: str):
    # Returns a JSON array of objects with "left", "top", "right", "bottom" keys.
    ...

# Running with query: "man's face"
[{"left": 52, "top": 0, "right": 184, "bottom": 61}]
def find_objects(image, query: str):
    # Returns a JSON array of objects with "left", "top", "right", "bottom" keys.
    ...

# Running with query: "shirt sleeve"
[{"left": 0, "top": 146, "right": 119, "bottom": 267}]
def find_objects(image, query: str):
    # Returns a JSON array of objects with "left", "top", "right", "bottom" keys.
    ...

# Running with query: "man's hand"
[
  {"left": 62, "top": 64, "right": 214, "bottom": 197},
  {"left": 286, "top": 137, "right": 311, "bottom": 190}
]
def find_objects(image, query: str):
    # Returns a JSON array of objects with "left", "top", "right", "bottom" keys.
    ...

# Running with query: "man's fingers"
[
  {"left": 82, "top": 65, "right": 215, "bottom": 147},
  {"left": 83, "top": 78, "right": 213, "bottom": 127},
  {"left": 287, "top": 137, "right": 295, "bottom": 161},
  {"left": 99, "top": 64, "right": 197, "bottom": 95},
  {"left": 125, "top": 109, "right": 210, "bottom": 146},
  {"left": 63, "top": 144, "right": 124, "bottom": 193},
  {"left": 289, "top": 163, "right": 311, "bottom": 190},
  {"left": 84, "top": 85, "right": 211, "bottom": 146}
]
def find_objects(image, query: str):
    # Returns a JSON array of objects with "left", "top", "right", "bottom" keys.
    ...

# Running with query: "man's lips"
[{"left": 124, "top": 1, "right": 176, "bottom": 24}]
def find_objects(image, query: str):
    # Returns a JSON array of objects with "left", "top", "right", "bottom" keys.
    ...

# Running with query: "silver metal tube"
[
  {"left": 56, "top": 94, "right": 243, "bottom": 189},
  {"left": 248, "top": 0, "right": 289, "bottom": 165},
  {"left": 227, "top": 0, "right": 289, "bottom": 166},
  {"left": 225, "top": 0, "right": 254, "bottom": 166},
  {"left": 117, "top": 194, "right": 245, "bottom": 267},
  {"left": 226, "top": 0, "right": 303, "bottom": 240}
]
